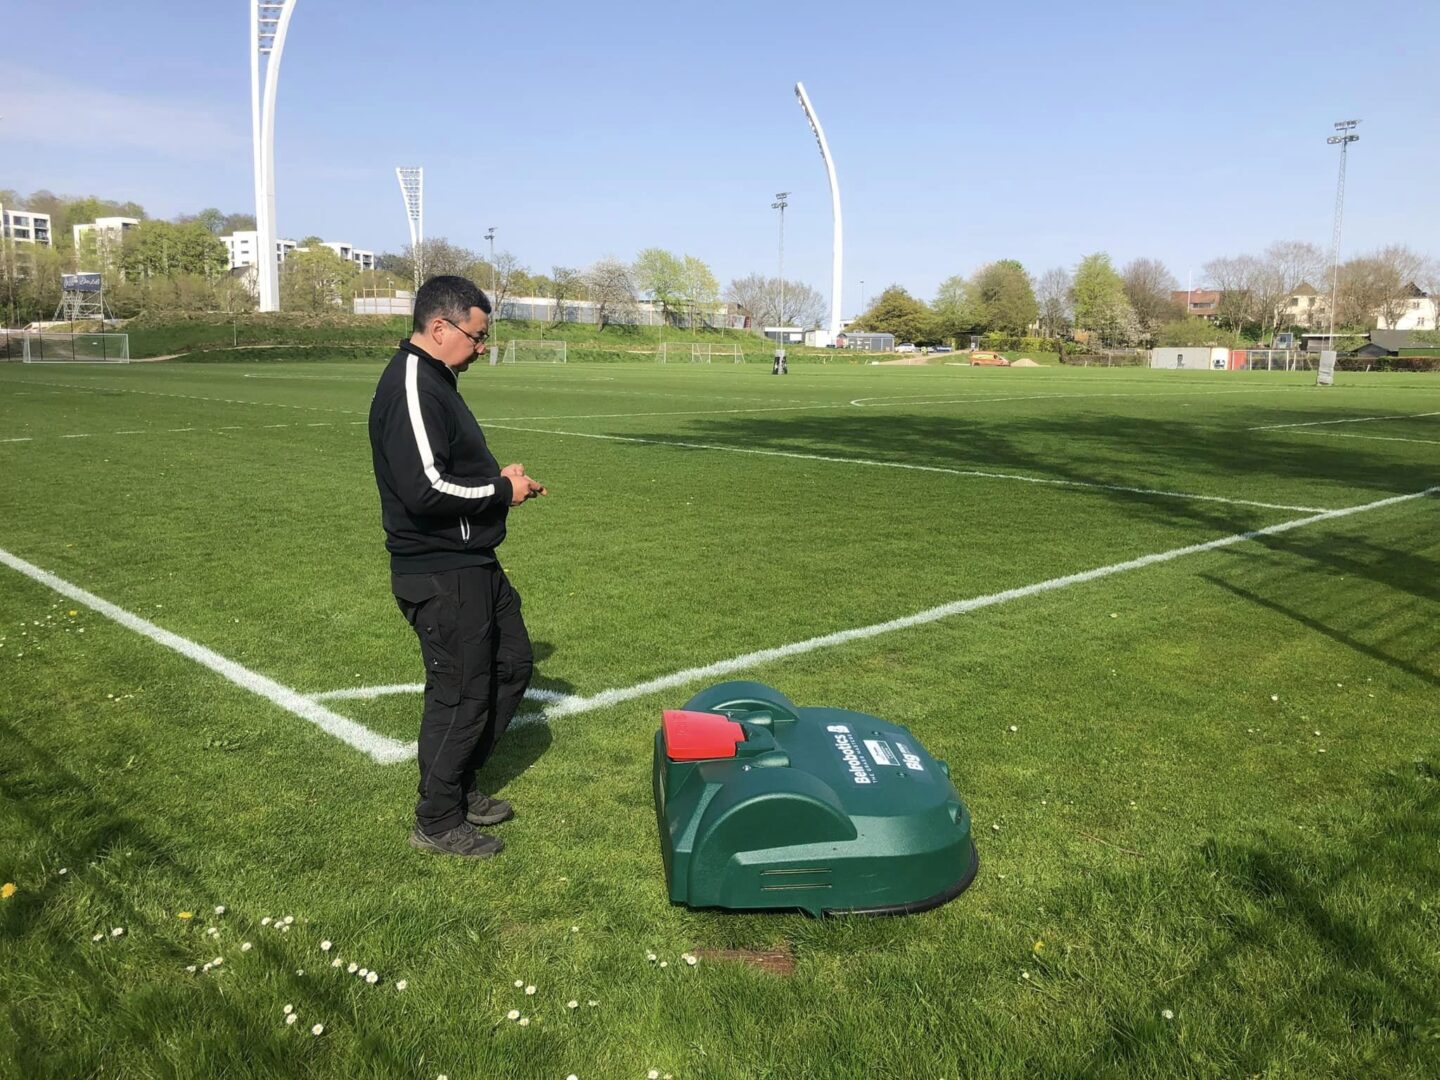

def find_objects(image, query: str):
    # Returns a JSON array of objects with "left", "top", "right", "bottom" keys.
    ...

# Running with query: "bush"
[{"left": 977, "top": 333, "right": 1063, "bottom": 353}]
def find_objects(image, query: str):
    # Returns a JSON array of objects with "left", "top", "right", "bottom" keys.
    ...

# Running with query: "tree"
[
  {"left": 632, "top": 248, "right": 686, "bottom": 322},
  {"left": 221, "top": 212, "right": 257, "bottom": 234},
  {"left": 1036, "top": 267, "right": 1073, "bottom": 338},
  {"left": 1201, "top": 255, "right": 1268, "bottom": 334},
  {"left": 118, "top": 221, "right": 227, "bottom": 281},
  {"left": 1070, "top": 254, "right": 1136, "bottom": 345},
  {"left": 681, "top": 254, "right": 719, "bottom": 328},
  {"left": 723, "top": 274, "right": 827, "bottom": 330},
  {"left": 969, "top": 259, "right": 1038, "bottom": 335},
  {"left": 1366, "top": 245, "right": 1433, "bottom": 329},
  {"left": 490, "top": 250, "right": 526, "bottom": 314},
  {"left": 280, "top": 245, "right": 357, "bottom": 312},
  {"left": 549, "top": 265, "right": 581, "bottom": 325},
  {"left": 853, "top": 285, "right": 937, "bottom": 344},
  {"left": 388, "top": 237, "right": 477, "bottom": 285},
  {"left": 584, "top": 257, "right": 637, "bottom": 329},
  {"left": 1121, "top": 258, "right": 1181, "bottom": 337},
  {"left": 932, "top": 275, "right": 982, "bottom": 342}
]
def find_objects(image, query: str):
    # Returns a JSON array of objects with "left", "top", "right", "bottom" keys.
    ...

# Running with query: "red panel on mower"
[{"left": 662, "top": 710, "right": 745, "bottom": 761}]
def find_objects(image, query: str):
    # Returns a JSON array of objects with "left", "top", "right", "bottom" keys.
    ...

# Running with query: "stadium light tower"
[
  {"left": 771, "top": 192, "right": 789, "bottom": 373},
  {"left": 396, "top": 167, "right": 424, "bottom": 290},
  {"left": 250, "top": 0, "right": 299, "bottom": 313},
  {"left": 794, "top": 82, "right": 843, "bottom": 343},
  {"left": 1325, "top": 119, "right": 1360, "bottom": 342},
  {"left": 484, "top": 225, "right": 496, "bottom": 297}
]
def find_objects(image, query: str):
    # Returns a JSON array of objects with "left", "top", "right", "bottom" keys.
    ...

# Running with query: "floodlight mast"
[
  {"left": 1325, "top": 119, "right": 1360, "bottom": 342},
  {"left": 396, "top": 167, "right": 424, "bottom": 290},
  {"left": 794, "top": 82, "right": 842, "bottom": 340},
  {"left": 251, "top": 0, "right": 299, "bottom": 312}
]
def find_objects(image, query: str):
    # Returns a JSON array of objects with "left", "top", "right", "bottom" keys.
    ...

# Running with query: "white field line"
[
  {"left": 484, "top": 423, "right": 1331, "bottom": 513},
  {"left": 848, "top": 385, "right": 1320, "bottom": 409},
  {"left": 0, "top": 420, "right": 369, "bottom": 443},
  {"left": 310, "top": 485, "right": 1438, "bottom": 744},
  {"left": 1, "top": 378, "right": 362, "bottom": 416},
  {"left": 0, "top": 548, "right": 412, "bottom": 765},
  {"left": 1295, "top": 430, "right": 1440, "bottom": 447},
  {"left": 1248, "top": 410, "right": 1440, "bottom": 431},
  {"left": 310, "top": 684, "right": 568, "bottom": 705}
]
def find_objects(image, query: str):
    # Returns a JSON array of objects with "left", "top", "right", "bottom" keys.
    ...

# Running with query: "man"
[{"left": 369, "top": 275, "right": 547, "bottom": 858}]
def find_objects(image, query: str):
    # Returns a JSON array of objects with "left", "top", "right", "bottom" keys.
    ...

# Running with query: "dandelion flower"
[
  {"left": 1270, "top": 694, "right": 1279, "bottom": 702},
  {"left": 283, "top": 915, "right": 294, "bottom": 925},
  {"left": 280, "top": 925, "right": 289, "bottom": 933},
  {"left": 1161, "top": 1009, "right": 1175, "bottom": 1021},
  {"left": 587, "top": 1000, "right": 598, "bottom": 1007},
  {"left": 566, "top": 1075, "right": 578, "bottom": 1080},
  {"left": 659, "top": 961, "right": 668, "bottom": 969},
  {"left": 331, "top": 957, "right": 343, "bottom": 968},
  {"left": 296, "top": 969, "right": 305, "bottom": 976},
  {"left": 186, "top": 965, "right": 197, "bottom": 973},
  {"left": 517, "top": 1017, "right": 530, "bottom": 1027},
  {"left": 506, "top": 1009, "right": 520, "bottom": 1020},
  {"left": 285, "top": 1014, "right": 298, "bottom": 1026},
  {"left": 570, "top": 925, "right": 579, "bottom": 933},
  {"left": 320, "top": 940, "right": 332, "bottom": 951},
  {"left": 212, "top": 957, "right": 223, "bottom": 966},
  {"left": 514, "top": 979, "right": 524, "bottom": 988},
  {"left": 1008, "top": 725, "right": 1018, "bottom": 733},
  {"left": 58, "top": 868, "right": 68, "bottom": 875},
  {"left": 92, "top": 933, "right": 104, "bottom": 942},
  {"left": 991, "top": 823, "right": 1001, "bottom": 832},
  {"left": 1021, "top": 971, "right": 1031, "bottom": 980},
  {"left": 567, "top": 1000, "right": 579, "bottom": 1010},
  {"left": 206, "top": 927, "right": 219, "bottom": 937},
  {"left": 177, "top": 911, "right": 194, "bottom": 920},
  {"left": 684, "top": 954, "right": 698, "bottom": 967},
  {"left": 1, "top": 883, "right": 16, "bottom": 900},
  {"left": 311, "top": 1024, "right": 324, "bottom": 1036},
  {"left": 111, "top": 927, "right": 125, "bottom": 937},
  {"left": 646, "top": 952, "right": 657, "bottom": 962},
  {"left": 241, "top": 942, "right": 253, "bottom": 952},
  {"left": 283, "top": 1005, "right": 294, "bottom": 1015},
  {"left": 649, "top": 1072, "right": 661, "bottom": 1079},
  {"left": 524, "top": 984, "right": 536, "bottom": 995},
  {"left": 395, "top": 980, "right": 408, "bottom": 991},
  {"left": 347, "top": 963, "right": 358, "bottom": 974},
  {"left": 358, "top": 968, "right": 369, "bottom": 978},
  {"left": 366, "top": 972, "right": 379, "bottom": 984},
  {"left": 214, "top": 905, "right": 226, "bottom": 915},
  {"left": 261, "top": 917, "right": 272, "bottom": 926},
  {"left": 202, "top": 963, "right": 213, "bottom": 972}
]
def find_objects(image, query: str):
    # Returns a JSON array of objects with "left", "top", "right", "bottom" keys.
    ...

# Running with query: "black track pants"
[{"left": 392, "top": 566, "right": 533, "bottom": 834}]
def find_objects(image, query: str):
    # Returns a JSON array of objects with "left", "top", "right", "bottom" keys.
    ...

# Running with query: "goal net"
[
  {"left": 657, "top": 341, "right": 743, "bottom": 364},
  {"left": 500, "top": 339, "right": 567, "bottom": 364},
  {"left": 23, "top": 331, "right": 130, "bottom": 364}
]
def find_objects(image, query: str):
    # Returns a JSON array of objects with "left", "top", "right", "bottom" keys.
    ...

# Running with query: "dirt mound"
[{"left": 1010, "top": 357, "right": 1042, "bottom": 367}]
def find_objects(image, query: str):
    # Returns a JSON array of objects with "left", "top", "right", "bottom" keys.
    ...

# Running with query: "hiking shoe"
[
  {"left": 465, "top": 793, "right": 514, "bottom": 827},
  {"left": 409, "top": 822, "right": 504, "bottom": 859}
]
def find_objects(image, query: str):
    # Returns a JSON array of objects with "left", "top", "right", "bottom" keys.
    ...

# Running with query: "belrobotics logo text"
[{"left": 831, "top": 732, "right": 874, "bottom": 785}]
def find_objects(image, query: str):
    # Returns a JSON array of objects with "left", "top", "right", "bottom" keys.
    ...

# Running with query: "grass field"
[{"left": 1, "top": 357, "right": 1438, "bottom": 1079}]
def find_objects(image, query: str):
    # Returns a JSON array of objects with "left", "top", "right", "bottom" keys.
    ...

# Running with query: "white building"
[
  {"left": 73, "top": 216, "right": 140, "bottom": 248},
  {"left": 317, "top": 241, "right": 376, "bottom": 272},
  {"left": 1, "top": 204, "right": 53, "bottom": 245},
  {"left": 1375, "top": 284, "right": 1436, "bottom": 331},
  {"left": 221, "top": 230, "right": 298, "bottom": 271}
]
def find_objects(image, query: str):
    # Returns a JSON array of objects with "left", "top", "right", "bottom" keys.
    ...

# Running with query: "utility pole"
[
  {"left": 771, "top": 191, "right": 789, "bottom": 374},
  {"left": 484, "top": 226, "right": 496, "bottom": 301},
  {"left": 1321, "top": 119, "right": 1360, "bottom": 387}
]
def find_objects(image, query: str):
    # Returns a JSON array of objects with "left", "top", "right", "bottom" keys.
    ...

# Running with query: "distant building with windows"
[
  {"left": 1, "top": 204, "right": 53, "bottom": 246},
  {"left": 315, "top": 241, "right": 376, "bottom": 272},
  {"left": 221, "top": 230, "right": 298, "bottom": 270},
  {"left": 1375, "top": 283, "right": 1435, "bottom": 331},
  {"left": 1171, "top": 289, "right": 1221, "bottom": 322}
]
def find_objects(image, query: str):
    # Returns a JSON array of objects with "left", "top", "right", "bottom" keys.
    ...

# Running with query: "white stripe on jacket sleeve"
[{"left": 404, "top": 354, "right": 497, "bottom": 500}]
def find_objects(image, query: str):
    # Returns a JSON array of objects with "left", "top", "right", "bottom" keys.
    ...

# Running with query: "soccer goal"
[
  {"left": 500, "top": 339, "right": 567, "bottom": 364},
  {"left": 23, "top": 331, "right": 130, "bottom": 364},
  {"left": 657, "top": 342, "right": 743, "bottom": 364}
]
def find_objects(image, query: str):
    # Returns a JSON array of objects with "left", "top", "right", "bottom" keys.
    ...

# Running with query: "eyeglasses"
[{"left": 444, "top": 318, "right": 489, "bottom": 348}]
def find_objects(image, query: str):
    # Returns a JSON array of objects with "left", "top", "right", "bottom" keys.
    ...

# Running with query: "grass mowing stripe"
[
  {"left": 486, "top": 423, "right": 1333, "bottom": 513},
  {"left": 1295, "top": 430, "right": 1440, "bottom": 447},
  {"left": 310, "top": 485, "right": 1437, "bottom": 731},
  {"left": 1248, "top": 409, "right": 1440, "bottom": 431},
  {"left": 532, "top": 485, "right": 1438, "bottom": 722},
  {"left": 0, "top": 547, "right": 411, "bottom": 765}
]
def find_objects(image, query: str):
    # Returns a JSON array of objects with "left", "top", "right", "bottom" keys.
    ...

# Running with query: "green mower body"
[{"left": 652, "top": 681, "right": 978, "bottom": 916}]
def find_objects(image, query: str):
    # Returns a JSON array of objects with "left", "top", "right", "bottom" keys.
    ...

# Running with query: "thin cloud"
[{"left": 0, "top": 67, "right": 247, "bottom": 160}]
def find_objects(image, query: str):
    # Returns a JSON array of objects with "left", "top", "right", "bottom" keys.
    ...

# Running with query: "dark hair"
[{"left": 412, "top": 275, "right": 491, "bottom": 332}]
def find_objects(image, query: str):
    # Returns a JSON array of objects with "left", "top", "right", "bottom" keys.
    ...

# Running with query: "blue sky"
[{"left": 2, "top": 0, "right": 1436, "bottom": 315}]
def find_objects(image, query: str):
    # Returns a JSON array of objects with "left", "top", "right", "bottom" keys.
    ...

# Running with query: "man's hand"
[
  {"left": 508, "top": 473, "right": 547, "bottom": 505},
  {"left": 501, "top": 463, "right": 527, "bottom": 481}
]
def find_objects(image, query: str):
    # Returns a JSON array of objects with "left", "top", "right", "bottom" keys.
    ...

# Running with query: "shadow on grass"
[
  {"left": 0, "top": 718, "right": 419, "bottom": 1078},
  {"left": 619, "top": 410, "right": 1438, "bottom": 516},
  {"left": 1047, "top": 762, "right": 1440, "bottom": 1076}
]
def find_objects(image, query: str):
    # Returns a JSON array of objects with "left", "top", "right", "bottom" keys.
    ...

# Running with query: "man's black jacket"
[{"left": 369, "top": 342, "right": 514, "bottom": 573}]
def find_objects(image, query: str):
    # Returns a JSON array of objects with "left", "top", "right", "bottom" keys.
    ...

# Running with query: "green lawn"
[{"left": 1, "top": 359, "right": 1437, "bottom": 1079}]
